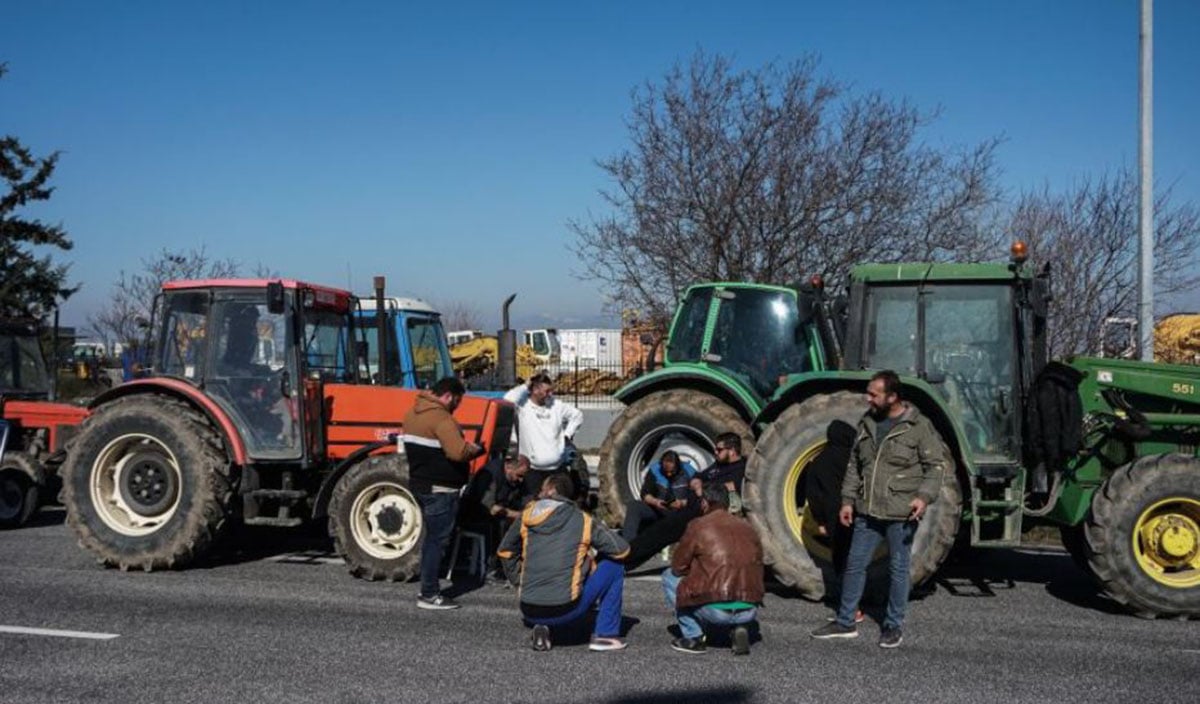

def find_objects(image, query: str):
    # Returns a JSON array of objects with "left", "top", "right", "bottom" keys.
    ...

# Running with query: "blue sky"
[{"left": 3, "top": 0, "right": 1198, "bottom": 331}]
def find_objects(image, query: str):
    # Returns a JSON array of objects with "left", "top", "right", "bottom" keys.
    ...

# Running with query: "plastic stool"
[{"left": 445, "top": 529, "right": 488, "bottom": 580}]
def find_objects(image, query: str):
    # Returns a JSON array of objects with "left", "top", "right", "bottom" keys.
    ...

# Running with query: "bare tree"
[
  {"left": 1009, "top": 170, "right": 1200, "bottom": 357},
  {"left": 439, "top": 300, "right": 484, "bottom": 332},
  {"left": 88, "top": 247, "right": 240, "bottom": 349},
  {"left": 570, "top": 51, "right": 1003, "bottom": 319}
]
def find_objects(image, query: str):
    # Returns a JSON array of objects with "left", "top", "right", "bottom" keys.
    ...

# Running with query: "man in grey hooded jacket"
[{"left": 498, "top": 473, "right": 630, "bottom": 652}]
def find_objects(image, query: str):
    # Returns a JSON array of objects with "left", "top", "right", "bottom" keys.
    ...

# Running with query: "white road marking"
[{"left": 0, "top": 625, "right": 119, "bottom": 641}]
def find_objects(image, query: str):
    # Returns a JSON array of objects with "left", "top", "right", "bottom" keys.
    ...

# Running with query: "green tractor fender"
[
  {"left": 614, "top": 363, "right": 764, "bottom": 423},
  {"left": 756, "top": 371, "right": 977, "bottom": 477}
]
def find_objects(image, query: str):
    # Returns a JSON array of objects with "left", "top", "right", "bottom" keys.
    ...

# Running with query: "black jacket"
[
  {"left": 1024, "top": 361, "right": 1084, "bottom": 471},
  {"left": 803, "top": 420, "right": 857, "bottom": 529}
]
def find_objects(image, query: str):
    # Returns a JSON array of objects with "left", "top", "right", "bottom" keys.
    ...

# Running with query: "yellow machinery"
[
  {"left": 1155, "top": 314, "right": 1200, "bottom": 365},
  {"left": 450, "top": 336, "right": 540, "bottom": 381}
]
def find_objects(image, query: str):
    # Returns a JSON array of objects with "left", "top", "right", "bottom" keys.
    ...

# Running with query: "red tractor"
[
  {"left": 0, "top": 319, "right": 90, "bottom": 528},
  {"left": 58, "top": 278, "right": 514, "bottom": 578}
]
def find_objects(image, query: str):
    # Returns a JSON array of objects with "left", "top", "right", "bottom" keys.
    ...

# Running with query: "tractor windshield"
[
  {"left": 303, "top": 310, "right": 354, "bottom": 382},
  {"left": 709, "top": 287, "right": 816, "bottom": 398},
  {"left": 406, "top": 317, "right": 453, "bottom": 389},
  {"left": 864, "top": 283, "right": 1017, "bottom": 461},
  {"left": 0, "top": 330, "right": 50, "bottom": 394}
]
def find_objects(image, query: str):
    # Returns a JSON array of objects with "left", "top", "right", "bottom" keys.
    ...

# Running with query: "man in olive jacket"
[{"left": 811, "top": 370, "right": 946, "bottom": 648}]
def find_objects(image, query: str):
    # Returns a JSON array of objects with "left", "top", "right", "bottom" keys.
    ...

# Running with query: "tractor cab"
[
  {"left": 151, "top": 279, "right": 357, "bottom": 461},
  {"left": 668, "top": 282, "right": 832, "bottom": 400},
  {"left": 355, "top": 297, "right": 454, "bottom": 390},
  {"left": 0, "top": 320, "right": 53, "bottom": 399}
]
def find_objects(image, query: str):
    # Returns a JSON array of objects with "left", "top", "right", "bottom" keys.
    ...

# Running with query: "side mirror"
[{"left": 266, "top": 281, "right": 286, "bottom": 314}]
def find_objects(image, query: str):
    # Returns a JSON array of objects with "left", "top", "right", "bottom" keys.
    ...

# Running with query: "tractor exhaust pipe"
[
  {"left": 374, "top": 276, "right": 387, "bottom": 384},
  {"left": 498, "top": 293, "right": 517, "bottom": 388}
]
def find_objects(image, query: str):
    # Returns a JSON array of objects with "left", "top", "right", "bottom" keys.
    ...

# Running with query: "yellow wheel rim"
[
  {"left": 1132, "top": 496, "right": 1200, "bottom": 588},
  {"left": 782, "top": 441, "right": 834, "bottom": 562}
]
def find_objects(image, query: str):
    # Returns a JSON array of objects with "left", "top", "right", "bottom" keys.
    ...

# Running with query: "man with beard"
[{"left": 810, "top": 370, "right": 946, "bottom": 648}]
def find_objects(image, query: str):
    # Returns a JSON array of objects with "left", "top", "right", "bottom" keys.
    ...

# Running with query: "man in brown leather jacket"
[{"left": 661, "top": 485, "right": 764, "bottom": 655}]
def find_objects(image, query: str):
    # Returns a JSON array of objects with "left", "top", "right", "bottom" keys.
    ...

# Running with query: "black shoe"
[
  {"left": 416, "top": 593, "right": 461, "bottom": 610},
  {"left": 670, "top": 636, "right": 707, "bottom": 654},
  {"left": 531, "top": 625, "right": 551, "bottom": 652},
  {"left": 879, "top": 627, "right": 903, "bottom": 649},
  {"left": 811, "top": 621, "right": 858, "bottom": 639},
  {"left": 731, "top": 626, "right": 750, "bottom": 656}
]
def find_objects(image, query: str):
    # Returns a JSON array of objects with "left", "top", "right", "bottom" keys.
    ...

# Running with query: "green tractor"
[{"left": 598, "top": 250, "right": 1200, "bottom": 618}]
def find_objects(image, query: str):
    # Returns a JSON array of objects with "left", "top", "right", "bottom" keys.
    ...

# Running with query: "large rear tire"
[
  {"left": 61, "top": 395, "right": 233, "bottom": 570},
  {"left": 329, "top": 453, "right": 423, "bottom": 582},
  {"left": 1084, "top": 454, "right": 1200, "bottom": 618},
  {"left": 745, "top": 392, "right": 962, "bottom": 599},
  {"left": 597, "top": 389, "right": 752, "bottom": 526},
  {"left": 0, "top": 453, "right": 42, "bottom": 529}
]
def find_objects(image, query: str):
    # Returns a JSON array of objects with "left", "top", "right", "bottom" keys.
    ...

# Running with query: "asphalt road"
[{"left": 1, "top": 508, "right": 1196, "bottom": 704}]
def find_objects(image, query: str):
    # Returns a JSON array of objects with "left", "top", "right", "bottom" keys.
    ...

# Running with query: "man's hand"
[
  {"left": 909, "top": 498, "right": 927, "bottom": 521},
  {"left": 816, "top": 524, "right": 829, "bottom": 537},
  {"left": 668, "top": 499, "right": 686, "bottom": 510},
  {"left": 464, "top": 441, "right": 484, "bottom": 458},
  {"left": 838, "top": 504, "right": 854, "bottom": 528}
]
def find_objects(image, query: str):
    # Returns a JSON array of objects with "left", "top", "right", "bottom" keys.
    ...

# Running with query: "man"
[
  {"left": 622, "top": 450, "right": 696, "bottom": 540},
  {"left": 462, "top": 453, "right": 530, "bottom": 583},
  {"left": 497, "top": 473, "right": 630, "bottom": 652},
  {"left": 622, "top": 432, "right": 747, "bottom": 571},
  {"left": 504, "top": 373, "right": 584, "bottom": 497},
  {"left": 690, "top": 433, "right": 747, "bottom": 512},
  {"left": 402, "top": 376, "right": 485, "bottom": 610},
  {"left": 662, "top": 485, "right": 764, "bottom": 655},
  {"left": 811, "top": 370, "right": 945, "bottom": 648}
]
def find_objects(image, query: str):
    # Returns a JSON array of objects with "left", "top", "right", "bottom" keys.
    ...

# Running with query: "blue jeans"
[
  {"left": 417, "top": 492, "right": 460, "bottom": 598},
  {"left": 837, "top": 515, "right": 917, "bottom": 630},
  {"left": 662, "top": 569, "right": 757, "bottom": 640},
  {"left": 523, "top": 559, "right": 625, "bottom": 638}
]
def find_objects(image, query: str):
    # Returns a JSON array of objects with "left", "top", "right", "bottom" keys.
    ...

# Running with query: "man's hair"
[
  {"left": 660, "top": 450, "right": 680, "bottom": 467},
  {"left": 544, "top": 472, "right": 576, "bottom": 500},
  {"left": 715, "top": 432, "right": 741, "bottom": 455},
  {"left": 703, "top": 485, "right": 730, "bottom": 509},
  {"left": 528, "top": 372, "right": 553, "bottom": 389},
  {"left": 871, "top": 370, "right": 902, "bottom": 398},
  {"left": 506, "top": 453, "right": 530, "bottom": 469},
  {"left": 432, "top": 377, "right": 466, "bottom": 397}
]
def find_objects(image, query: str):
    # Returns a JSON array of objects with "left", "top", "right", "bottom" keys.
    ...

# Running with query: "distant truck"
[{"left": 557, "top": 329, "right": 622, "bottom": 371}]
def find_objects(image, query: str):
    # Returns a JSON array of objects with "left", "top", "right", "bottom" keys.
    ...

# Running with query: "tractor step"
[
  {"left": 245, "top": 488, "right": 308, "bottom": 502},
  {"left": 244, "top": 516, "right": 304, "bottom": 527},
  {"left": 970, "top": 465, "right": 1026, "bottom": 547}
]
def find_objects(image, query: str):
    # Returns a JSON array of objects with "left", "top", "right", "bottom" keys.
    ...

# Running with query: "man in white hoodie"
[{"left": 504, "top": 373, "right": 584, "bottom": 498}]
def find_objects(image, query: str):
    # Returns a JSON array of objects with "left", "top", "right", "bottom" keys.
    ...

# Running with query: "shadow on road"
[
  {"left": 27, "top": 506, "right": 67, "bottom": 528},
  {"left": 935, "top": 547, "right": 1124, "bottom": 615},
  {"left": 605, "top": 686, "right": 755, "bottom": 704}
]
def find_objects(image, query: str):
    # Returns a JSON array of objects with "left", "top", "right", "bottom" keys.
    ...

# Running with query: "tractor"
[
  {"left": 598, "top": 245, "right": 1200, "bottom": 618},
  {"left": 58, "top": 278, "right": 514, "bottom": 580},
  {"left": 0, "top": 319, "right": 90, "bottom": 528}
]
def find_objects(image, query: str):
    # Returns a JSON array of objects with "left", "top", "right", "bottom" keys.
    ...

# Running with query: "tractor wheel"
[
  {"left": 329, "top": 453, "right": 423, "bottom": 582},
  {"left": 744, "top": 392, "right": 962, "bottom": 599},
  {"left": 60, "top": 395, "right": 233, "bottom": 570},
  {"left": 1084, "top": 454, "right": 1200, "bottom": 618},
  {"left": 0, "top": 453, "right": 42, "bottom": 529},
  {"left": 1058, "top": 524, "right": 1095, "bottom": 576},
  {"left": 597, "top": 389, "right": 752, "bottom": 527}
]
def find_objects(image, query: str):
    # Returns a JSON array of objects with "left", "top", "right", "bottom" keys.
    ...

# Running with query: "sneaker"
[
  {"left": 878, "top": 627, "right": 903, "bottom": 649},
  {"left": 588, "top": 636, "right": 628, "bottom": 652},
  {"left": 731, "top": 626, "right": 750, "bottom": 656},
  {"left": 416, "top": 593, "right": 461, "bottom": 610},
  {"left": 810, "top": 621, "right": 858, "bottom": 639},
  {"left": 531, "top": 625, "right": 551, "bottom": 652},
  {"left": 670, "top": 636, "right": 707, "bottom": 654},
  {"left": 826, "top": 610, "right": 866, "bottom": 624}
]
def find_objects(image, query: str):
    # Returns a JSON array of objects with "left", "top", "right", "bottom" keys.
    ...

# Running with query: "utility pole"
[{"left": 1138, "top": 0, "right": 1154, "bottom": 361}]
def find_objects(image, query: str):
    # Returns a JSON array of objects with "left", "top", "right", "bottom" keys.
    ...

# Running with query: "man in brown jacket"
[
  {"left": 402, "top": 377, "right": 483, "bottom": 610},
  {"left": 661, "top": 485, "right": 764, "bottom": 655}
]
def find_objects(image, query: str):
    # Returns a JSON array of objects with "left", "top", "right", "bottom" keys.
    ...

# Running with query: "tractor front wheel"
[
  {"left": 329, "top": 453, "right": 423, "bottom": 582},
  {"left": 1085, "top": 454, "right": 1200, "bottom": 618},
  {"left": 0, "top": 452, "right": 42, "bottom": 528},
  {"left": 60, "top": 395, "right": 233, "bottom": 570},
  {"left": 597, "top": 389, "right": 752, "bottom": 527}
]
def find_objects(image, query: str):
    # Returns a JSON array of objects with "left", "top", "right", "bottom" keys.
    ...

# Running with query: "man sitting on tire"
[
  {"left": 403, "top": 376, "right": 484, "bottom": 611},
  {"left": 497, "top": 473, "right": 631, "bottom": 652},
  {"left": 810, "top": 370, "right": 945, "bottom": 648},
  {"left": 622, "top": 450, "right": 696, "bottom": 540},
  {"left": 663, "top": 485, "right": 764, "bottom": 655},
  {"left": 503, "top": 373, "right": 584, "bottom": 498}
]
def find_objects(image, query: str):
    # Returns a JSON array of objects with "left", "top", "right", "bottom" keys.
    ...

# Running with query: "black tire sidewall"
[{"left": 0, "top": 453, "right": 41, "bottom": 528}]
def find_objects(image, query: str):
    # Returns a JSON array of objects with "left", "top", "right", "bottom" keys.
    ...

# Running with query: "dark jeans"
[
  {"left": 836, "top": 515, "right": 917, "bottom": 630},
  {"left": 522, "top": 560, "right": 625, "bottom": 638},
  {"left": 417, "top": 491, "right": 460, "bottom": 598},
  {"left": 622, "top": 500, "right": 665, "bottom": 540},
  {"left": 624, "top": 502, "right": 701, "bottom": 570}
]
